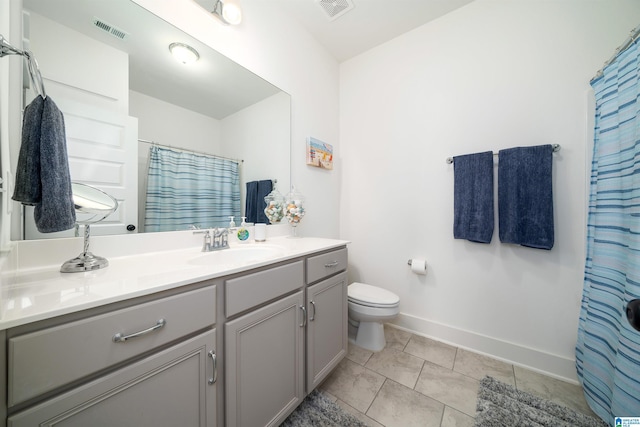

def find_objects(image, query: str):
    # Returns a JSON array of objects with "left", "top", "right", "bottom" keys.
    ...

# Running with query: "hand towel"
[
  {"left": 12, "top": 96, "right": 76, "bottom": 232},
  {"left": 498, "top": 145, "right": 554, "bottom": 250},
  {"left": 12, "top": 96, "right": 44, "bottom": 205},
  {"left": 245, "top": 179, "right": 273, "bottom": 224},
  {"left": 453, "top": 151, "right": 494, "bottom": 243}
]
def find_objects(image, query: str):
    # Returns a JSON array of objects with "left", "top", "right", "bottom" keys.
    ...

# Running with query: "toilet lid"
[{"left": 348, "top": 282, "right": 399, "bottom": 307}]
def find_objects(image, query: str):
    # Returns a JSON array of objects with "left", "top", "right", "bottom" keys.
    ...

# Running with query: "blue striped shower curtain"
[
  {"left": 576, "top": 39, "right": 640, "bottom": 422},
  {"left": 144, "top": 146, "right": 241, "bottom": 232}
]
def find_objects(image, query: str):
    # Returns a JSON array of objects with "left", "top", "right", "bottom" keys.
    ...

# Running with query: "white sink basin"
[{"left": 188, "top": 244, "right": 286, "bottom": 266}]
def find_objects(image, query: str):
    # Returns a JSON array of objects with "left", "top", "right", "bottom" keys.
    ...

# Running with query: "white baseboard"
[{"left": 389, "top": 313, "right": 579, "bottom": 385}]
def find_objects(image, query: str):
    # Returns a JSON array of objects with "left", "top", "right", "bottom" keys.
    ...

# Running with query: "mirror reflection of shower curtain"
[
  {"left": 144, "top": 146, "right": 241, "bottom": 232},
  {"left": 576, "top": 39, "right": 640, "bottom": 421}
]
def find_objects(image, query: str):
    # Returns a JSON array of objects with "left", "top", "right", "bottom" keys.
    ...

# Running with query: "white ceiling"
[{"left": 270, "top": 0, "right": 475, "bottom": 62}]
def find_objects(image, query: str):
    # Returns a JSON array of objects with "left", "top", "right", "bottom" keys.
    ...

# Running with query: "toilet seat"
[{"left": 348, "top": 282, "right": 399, "bottom": 308}]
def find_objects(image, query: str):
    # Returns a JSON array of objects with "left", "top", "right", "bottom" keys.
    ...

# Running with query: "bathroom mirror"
[{"left": 6, "top": 0, "right": 291, "bottom": 240}]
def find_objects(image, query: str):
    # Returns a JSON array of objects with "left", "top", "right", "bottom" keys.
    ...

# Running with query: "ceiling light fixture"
[
  {"left": 169, "top": 42, "right": 200, "bottom": 65},
  {"left": 211, "top": 0, "right": 243, "bottom": 26}
]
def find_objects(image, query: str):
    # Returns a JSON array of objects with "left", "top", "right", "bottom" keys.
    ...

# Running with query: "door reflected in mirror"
[{"left": 8, "top": 0, "right": 291, "bottom": 241}]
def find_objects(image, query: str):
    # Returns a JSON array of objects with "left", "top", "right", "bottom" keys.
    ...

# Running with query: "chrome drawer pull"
[
  {"left": 309, "top": 301, "right": 316, "bottom": 321},
  {"left": 208, "top": 350, "right": 217, "bottom": 385},
  {"left": 112, "top": 318, "right": 166, "bottom": 343},
  {"left": 324, "top": 261, "right": 339, "bottom": 268},
  {"left": 300, "top": 306, "right": 307, "bottom": 327}
]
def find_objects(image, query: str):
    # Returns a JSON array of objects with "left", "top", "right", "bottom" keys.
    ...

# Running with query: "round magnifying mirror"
[
  {"left": 61, "top": 183, "right": 119, "bottom": 273},
  {"left": 71, "top": 182, "right": 118, "bottom": 224}
]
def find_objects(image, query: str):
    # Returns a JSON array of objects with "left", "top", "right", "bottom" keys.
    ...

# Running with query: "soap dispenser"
[{"left": 237, "top": 217, "right": 250, "bottom": 242}]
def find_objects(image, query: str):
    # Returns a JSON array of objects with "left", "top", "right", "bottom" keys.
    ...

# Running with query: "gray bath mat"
[
  {"left": 280, "top": 390, "right": 368, "bottom": 426},
  {"left": 474, "top": 376, "right": 607, "bottom": 427}
]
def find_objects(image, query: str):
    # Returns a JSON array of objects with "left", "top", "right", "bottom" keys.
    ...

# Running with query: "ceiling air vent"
[
  {"left": 316, "top": 0, "right": 355, "bottom": 21},
  {"left": 92, "top": 18, "right": 128, "bottom": 40}
]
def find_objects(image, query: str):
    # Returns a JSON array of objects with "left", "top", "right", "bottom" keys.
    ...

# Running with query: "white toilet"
[{"left": 348, "top": 282, "right": 400, "bottom": 352}]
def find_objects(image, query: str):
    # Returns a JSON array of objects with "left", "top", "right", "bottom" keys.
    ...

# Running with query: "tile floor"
[{"left": 319, "top": 325, "right": 599, "bottom": 427}]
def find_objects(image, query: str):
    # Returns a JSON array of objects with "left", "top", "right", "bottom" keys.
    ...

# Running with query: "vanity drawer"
[
  {"left": 8, "top": 285, "right": 216, "bottom": 407},
  {"left": 226, "top": 261, "right": 304, "bottom": 317},
  {"left": 306, "top": 248, "right": 348, "bottom": 284}
]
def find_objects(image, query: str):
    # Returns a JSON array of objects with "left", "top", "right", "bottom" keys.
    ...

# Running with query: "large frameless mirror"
[{"left": 3, "top": 0, "right": 291, "bottom": 242}]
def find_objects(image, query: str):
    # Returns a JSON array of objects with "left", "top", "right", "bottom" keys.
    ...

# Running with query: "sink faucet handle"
[
  {"left": 210, "top": 228, "right": 220, "bottom": 248},
  {"left": 210, "top": 227, "right": 230, "bottom": 249},
  {"left": 194, "top": 229, "right": 212, "bottom": 252},
  {"left": 213, "top": 227, "right": 228, "bottom": 237}
]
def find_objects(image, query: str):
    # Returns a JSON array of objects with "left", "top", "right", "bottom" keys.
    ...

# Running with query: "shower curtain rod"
[
  {"left": 445, "top": 144, "right": 560, "bottom": 164},
  {"left": 592, "top": 24, "right": 640, "bottom": 82},
  {"left": 139, "top": 139, "right": 243, "bottom": 164}
]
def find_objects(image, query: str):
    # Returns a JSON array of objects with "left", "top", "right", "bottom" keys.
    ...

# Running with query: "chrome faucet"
[
  {"left": 212, "top": 228, "right": 229, "bottom": 250},
  {"left": 194, "top": 228, "right": 230, "bottom": 252}
]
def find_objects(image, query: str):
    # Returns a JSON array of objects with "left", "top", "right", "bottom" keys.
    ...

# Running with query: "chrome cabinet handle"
[
  {"left": 112, "top": 318, "right": 166, "bottom": 343},
  {"left": 324, "top": 261, "right": 339, "bottom": 268},
  {"left": 300, "top": 306, "right": 307, "bottom": 327},
  {"left": 309, "top": 301, "right": 316, "bottom": 321},
  {"left": 208, "top": 350, "right": 217, "bottom": 385}
]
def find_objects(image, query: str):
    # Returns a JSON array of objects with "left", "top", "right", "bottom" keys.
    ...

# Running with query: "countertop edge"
[{"left": 0, "top": 238, "right": 349, "bottom": 331}]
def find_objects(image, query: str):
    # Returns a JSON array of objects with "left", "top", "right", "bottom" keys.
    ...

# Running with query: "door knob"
[{"left": 626, "top": 299, "right": 640, "bottom": 332}]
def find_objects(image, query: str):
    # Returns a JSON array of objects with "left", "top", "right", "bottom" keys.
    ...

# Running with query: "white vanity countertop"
[{"left": 0, "top": 237, "right": 349, "bottom": 330}]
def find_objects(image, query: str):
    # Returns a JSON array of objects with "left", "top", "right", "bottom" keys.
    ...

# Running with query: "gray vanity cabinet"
[
  {"left": 8, "top": 329, "right": 217, "bottom": 427},
  {"left": 223, "top": 248, "right": 348, "bottom": 427},
  {"left": 224, "top": 291, "right": 305, "bottom": 427},
  {"left": 224, "top": 261, "right": 306, "bottom": 427},
  {"left": 2, "top": 245, "right": 348, "bottom": 427},
  {"left": 306, "top": 271, "right": 348, "bottom": 392},
  {"left": 5, "top": 284, "right": 218, "bottom": 427}
]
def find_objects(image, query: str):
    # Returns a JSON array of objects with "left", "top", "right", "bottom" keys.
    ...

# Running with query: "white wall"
[
  {"left": 221, "top": 92, "right": 291, "bottom": 215},
  {"left": 131, "top": 90, "right": 223, "bottom": 154},
  {"left": 133, "top": 0, "right": 341, "bottom": 238},
  {"left": 340, "top": 0, "right": 640, "bottom": 381}
]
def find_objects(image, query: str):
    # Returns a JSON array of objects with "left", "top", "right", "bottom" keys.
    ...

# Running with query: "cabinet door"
[
  {"left": 8, "top": 329, "right": 217, "bottom": 427},
  {"left": 225, "top": 291, "right": 305, "bottom": 427},
  {"left": 306, "top": 271, "right": 348, "bottom": 392}
]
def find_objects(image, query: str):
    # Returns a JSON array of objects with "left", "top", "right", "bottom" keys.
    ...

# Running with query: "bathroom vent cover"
[
  {"left": 316, "top": 0, "right": 355, "bottom": 21},
  {"left": 92, "top": 18, "right": 128, "bottom": 40}
]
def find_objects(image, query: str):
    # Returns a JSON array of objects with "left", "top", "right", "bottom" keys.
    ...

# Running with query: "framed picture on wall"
[{"left": 306, "top": 137, "right": 333, "bottom": 170}]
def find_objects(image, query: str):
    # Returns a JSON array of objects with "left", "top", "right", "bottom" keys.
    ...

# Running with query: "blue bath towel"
[
  {"left": 453, "top": 151, "right": 494, "bottom": 243},
  {"left": 245, "top": 179, "right": 273, "bottom": 224},
  {"left": 12, "top": 96, "right": 76, "bottom": 232},
  {"left": 498, "top": 145, "right": 554, "bottom": 250}
]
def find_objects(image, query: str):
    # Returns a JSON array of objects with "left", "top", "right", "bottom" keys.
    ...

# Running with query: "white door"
[{"left": 25, "top": 98, "right": 138, "bottom": 239}]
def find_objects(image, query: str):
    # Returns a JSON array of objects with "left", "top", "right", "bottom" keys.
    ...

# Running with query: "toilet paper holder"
[{"left": 407, "top": 258, "right": 428, "bottom": 275}]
